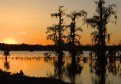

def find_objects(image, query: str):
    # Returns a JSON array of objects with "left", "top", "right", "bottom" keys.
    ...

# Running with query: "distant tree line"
[{"left": 0, "top": 43, "right": 121, "bottom": 51}]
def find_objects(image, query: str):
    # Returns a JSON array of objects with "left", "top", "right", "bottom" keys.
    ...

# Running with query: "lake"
[{"left": 0, "top": 51, "right": 121, "bottom": 84}]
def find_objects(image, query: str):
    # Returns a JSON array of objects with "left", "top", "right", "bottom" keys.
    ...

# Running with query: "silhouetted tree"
[
  {"left": 65, "top": 10, "right": 87, "bottom": 82},
  {"left": 118, "top": 41, "right": 121, "bottom": 62},
  {"left": 46, "top": 25, "right": 58, "bottom": 45},
  {"left": 46, "top": 6, "right": 66, "bottom": 80},
  {"left": 46, "top": 6, "right": 66, "bottom": 61},
  {"left": 85, "top": 0, "right": 117, "bottom": 63},
  {"left": 87, "top": 0, "right": 117, "bottom": 80},
  {"left": 4, "top": 55, "right": 10, "bottom": 70},
  {"left": 50, "top": 6, "right": 66, "bottom": 49},
  {"left": 46, "top": 6, "right": 66, "bottom": 48},
  {"left": 67, "top": 10, "right": 87, "bottom": 47},
  {"left": 119, "top": 40, "right": 121, "bottom": 46},
  {"left": 66, "top": 11, "right": 86, "bottom": 64}
]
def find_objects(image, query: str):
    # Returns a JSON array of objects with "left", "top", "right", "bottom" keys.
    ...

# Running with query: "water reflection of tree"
[
  {"left": 44, "top": 51, "right": 65, "bottom": 80},
  {"left": 4, "top": 51, "right": 10, "bottom": 70},
  {"left": 107, "top": 52, "right": 121, "bottom": 76},
  {"left": 89, "top": 52, "right": 121, "bottom": 84},
  {"left": 89, "top": 48, "right": 121, "bottom": 84},
  {"left": 89, "top": 49, "right": 121, "bottom": 84},
  {"left": 65, "top": 52, "right": 83, "bottom": 84},
  {"left": 53, "top": 51, "right": 65, "bottom": 80},
  {"left": 89, "top": 56, "right": 106, "bottom": 84},
  {"left": 44, "top": 51, "right": 83, "bottom": 84}
]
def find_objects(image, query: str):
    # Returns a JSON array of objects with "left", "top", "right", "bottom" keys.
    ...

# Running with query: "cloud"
[{"left": 19, "top": 32, "right": 28, "bottom": 35}]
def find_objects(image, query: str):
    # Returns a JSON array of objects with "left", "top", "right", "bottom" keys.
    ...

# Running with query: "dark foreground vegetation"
[{"left": 0, "top": 70, "right": 71, "bottom": 84}]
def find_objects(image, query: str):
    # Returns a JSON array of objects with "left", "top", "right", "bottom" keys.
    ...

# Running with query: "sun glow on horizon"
[{"left": 2, "top": 38, "right": 18, "bottom": 44}]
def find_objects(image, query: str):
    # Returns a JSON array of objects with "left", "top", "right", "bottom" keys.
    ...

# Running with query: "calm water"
[{"left": 0, "top": 51, "right": 121, "bottom": 84}]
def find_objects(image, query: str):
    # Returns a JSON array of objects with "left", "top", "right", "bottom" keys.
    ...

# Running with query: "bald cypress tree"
[
  {"left": 67, "top": 11, "right": 87, "bottom": 63},
  {"left": 51, "top": 6, "right": 66, "bottom": 50},
  {"left": 86, "top": 0, "right": 117, "bottom": 62},
  {"left": 46, "top": 6, "right": 66, "bottom": 79},
  {"left": 67, "top": 11, "right": 87, "bottom": 48}
]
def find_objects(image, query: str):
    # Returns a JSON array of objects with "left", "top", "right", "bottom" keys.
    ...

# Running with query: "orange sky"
[{"left": 0, "top": 0, "right": 121, "bottom": 45}]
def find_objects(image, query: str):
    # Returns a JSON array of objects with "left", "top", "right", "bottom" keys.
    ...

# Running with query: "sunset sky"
[{"left": 0, "top": 0, "right": 121, "bottom": 45}]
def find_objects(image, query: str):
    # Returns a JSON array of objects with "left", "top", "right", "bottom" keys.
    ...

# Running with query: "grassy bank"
[{"left": 0, "top": 70, "right": 71, "bottom": 84}]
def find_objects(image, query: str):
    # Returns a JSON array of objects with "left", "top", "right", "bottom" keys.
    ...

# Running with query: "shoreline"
[{"left": 0, "top": 70, "right": 72, "bottom": 84}]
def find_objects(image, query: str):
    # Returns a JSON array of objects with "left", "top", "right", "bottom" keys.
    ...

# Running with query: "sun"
[{"left": 2, "top": 38, "right": 18, "bottom": 44}]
